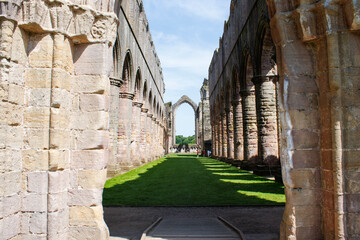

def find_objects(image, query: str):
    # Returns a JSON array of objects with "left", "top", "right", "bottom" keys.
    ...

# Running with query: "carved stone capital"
[
  {"left": 19, "top": 0, "right": 118, "bottom": 45},
  {"left": 147, "top": 113, "right": 153, "bottom": 118},
  {"left": 0, "top": 0, "right": 22, "bottom": 22},
  {"left": 240, "top": 89, "right": 254, "bottom": 97},
  {"left": 119, "top": 92, "right": 134, "bottom": 100},
  {"left": 141, "top": 108, "right": 149, "bottom": 113},
  {"left": 132, "top": 102, "right": 143, "bottom": 108},
  {"left": 110, "top": 77, "right": 122, "bottom": 87},
  {"left": 152, "top": 117, "right": 156, "bottom": 121}
]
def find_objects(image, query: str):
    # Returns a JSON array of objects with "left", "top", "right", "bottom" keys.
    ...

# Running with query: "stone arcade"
[
  {"left": 0, "top": 0, "right": 359, "bottom": 239},
  {"left": 209, "top": 0, "right": 360, "bottom": 239}
]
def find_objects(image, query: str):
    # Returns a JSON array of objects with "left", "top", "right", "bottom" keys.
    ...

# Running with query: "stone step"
[{"left": 141, "top": 217, "right": 244, "bottom": 240}]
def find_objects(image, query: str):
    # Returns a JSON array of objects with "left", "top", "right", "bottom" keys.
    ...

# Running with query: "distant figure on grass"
[
  {"left": 202, "top": 150, "right": 205, "bottom": 157},
  {"left": 197, "top": 150, "right": 199, "bottom": 158}
]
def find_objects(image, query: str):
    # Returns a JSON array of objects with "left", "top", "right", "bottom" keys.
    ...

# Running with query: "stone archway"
[{"left": 171, "top": 95, "right": 198, "bottom": 146}]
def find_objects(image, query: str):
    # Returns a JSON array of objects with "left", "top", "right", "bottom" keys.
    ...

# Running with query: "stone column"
[
  {"left": 241, "top": 89, "right": 258, "bottom": 168},
  {"left": 232, "top": 99, "right": 244, "bottom": 161},
  {"left": 130, "top": 102, "right": 143, "bottom": 167},
  {"left": 253, "top": 76, "right": 279, "bottom": 167},
  {"left": 151, "top": 117, "right": 157, "bottom": 160},
  {"left": 221, "top": 113, "right": 228, "bottom": 158},
  {"left": 226, "top": 107, "right": 234, "bottom": 160},
  {"left": 146, "top": 113, "right": 153, "bottom": 162},
  {"left": 211, "top": 124, "right": 216, "bottom": 156},
  {"left": 107, "top": 78, "right": 121, "bottom": 177},
  {"left": 217, "top": 116, "right": 222, "bottom": 158},
  {"left": 140, "top": 108, "right": 148, "bottom": 163},
  {"left": 117, "top": 92, "right": 134, "bottom": 172}
]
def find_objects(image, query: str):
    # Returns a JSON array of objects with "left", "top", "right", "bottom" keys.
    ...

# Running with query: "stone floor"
[{"left": 104, "top": 206, "right": 284, "bottom": 240}]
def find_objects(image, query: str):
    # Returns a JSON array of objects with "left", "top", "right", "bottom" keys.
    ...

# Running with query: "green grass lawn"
[{"left": 103, "top": 154, "right": 285, "bottom": 206}]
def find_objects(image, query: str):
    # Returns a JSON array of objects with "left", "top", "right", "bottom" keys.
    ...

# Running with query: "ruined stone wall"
[
  {"left": 209, "top": 0, "right": 360, "bottom": 239},
  {"left": 0, "top": 0, "right": 166, "bottom": 239},
  {"left": 107, "top": 0, "right": 166, "bottom": 177},
  {"left": 199, "top": 78, "right": 211, "bottom": 151}
]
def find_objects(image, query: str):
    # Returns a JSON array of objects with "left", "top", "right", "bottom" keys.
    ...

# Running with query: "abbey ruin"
[{"left": 0, "top": 0, "right": 359, "bottom": 239}]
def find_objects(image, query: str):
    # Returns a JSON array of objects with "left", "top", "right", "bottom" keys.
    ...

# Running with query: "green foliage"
[
  {"left": 176, "top": 135, "right": 196, "bottom": 144},
  {"left": 103, "top": 154, "right": 285, "bottom": 206}
]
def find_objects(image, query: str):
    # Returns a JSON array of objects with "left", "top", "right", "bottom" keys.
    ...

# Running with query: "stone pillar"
[
  {"left": 151, "top": 117, "right": 157, "bottom": 160},
  {"left": 140, "top": 108, "right": 148, "bottom": 163},
  {"left": 241, "top": 89, "right": 258, "bottom": 168},
  {"left": 107, "top": 78, "right": 121, "bottom": 177},
  {"left": 217, "top": 116, "right": 222, "bottom": 158},
  {"left": 226, "top": 107, "right": 234, "bottom": 159},
  {"left": 117, "top": 92, "right": 134, "bottom": 172},
  {"left": 253, "top": 76, "right": 279, "bottom": 168},
  {"left": 146, "top": 113, "right": 153, "bottom": 162},
  {"left": 232, "top": 99, "right": 244, "bottom": 161},
  {"left": 221, "top": 113, "right": 228, "bottom": 158},
  {"left": 212, "top": 124, "right": 216, "bottom": 156},
  {"left": 131, "top": 102, "right": 143, "bottom": 166}
]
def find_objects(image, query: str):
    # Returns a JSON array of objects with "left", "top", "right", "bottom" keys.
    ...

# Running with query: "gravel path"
[{"left": 104, "top": 206, "right": 284, "bottom": 240}]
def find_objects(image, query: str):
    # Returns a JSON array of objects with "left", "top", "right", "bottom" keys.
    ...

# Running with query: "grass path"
[{"left": 103, "top": 154, "right": 285, "bottom": 206}]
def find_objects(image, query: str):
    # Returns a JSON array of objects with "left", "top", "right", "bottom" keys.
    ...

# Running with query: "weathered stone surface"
[
  {"left": 22, "top": 150, "right": 48, "bottom": 171},
  {"left": 27, "top": 172, "right": 48, "bottom": 194},
  {"left": 22, "top": 193, "right": 47, "bottom": 212},
  {"left": 73, "top": 130, "right": 109, "bottom": 150},
  {"left": 68, "top": 189, "right": 103, "bottom": 206},
  {"left": 0, "top": 194, "right": 21, "bottom": 218},
  {"left": 0, "top": 172, "right": 21, "bottom": 196},
  {"left": 1, "top": 213, "right": 20, "bottom": 239},
  {"left": 69, "top": 206, "right": 103, "bottom": 226},
  {"left": 30, "top": 212, "right": 47, "bottom": 234},
  {"left": 78, "top": 169, "right": 107, "bottom": 189},
  {"left": 48, "top": 171, "right": 69, "bottom": 194},
  {"left": 0, "top": 149, "right": 21, "bottom": 172},
  {"left": 80, "top": 94, "right": 109, "bottom": 112},
  {"left": 71, "top": 150, "right": 108, "bottom": 170}
]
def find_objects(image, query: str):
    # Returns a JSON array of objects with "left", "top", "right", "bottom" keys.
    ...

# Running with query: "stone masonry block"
[
  {"left": 0, "top": 149, "right": 21, "bottom": 172},
  {"left": 49, "top": 150, "right": 70, "bottom": 171},
  {"left": 24, "top": 107, "right": 50, "bottom": 128},
  {"left": 69, "top": 206, "right": 103, "bottom": 226},
  {"left": 71, "top": 111, "right": 108, "bottom": 130},
  {"left": 28, "top": 88, "right": 51, "bottom": 107},
  {"left": 345, "top": 170, "right": 360, "bottom": 194},
  {"left": 30, "top": 212, "right": 47, "bottom": 234},
  {"left": 73, "top": 130, "right": 109, "bottom": 150},
  {"left": 25, "top": 68, "right": 52, "bottom": 88},
  {"left": 0, "top": 102, "right": 23, "bottom": 126},
  {"left": 68, "top": 189, "right": 103, "bottom": 206},
  {"left": 285, "top": 188, "right": 320, "bottom": 207},
  {"left": 49, "top": 129, "right": 71, "bottom": 149},
  {"left": 51, "top": 68, "right": 72, "bottom": 91},
  {"left": 294, "top": 205, "right": 321, "bottom": 228},
  {"left": 289, "top": 168, "right": 320, "bottom": 189},
  {"left": 22, "top": 150, "right": 48, "bottom": 171},
  {"left": 73, "top": 43, "right": 112, "bottom": 76},
  {"left": 8, "top": 84, "right": 25, "bottom": 105},
  {"left": 80, "top": 94, "right": 109, "bottom": 112},
  {"left": 48, "top": 171, "right": 69, "bottom": 194},
  {"left": 78, "top": 169, "right": 107, "bottom": 189},
  {"left": 28, "top": 33, "right": 54, "bottom": 68},
  {"left": 1, "top": 213, "right": 20, "bottom": 239},
  {"left": 53, "top": 36, "right": 74, "bottom": 73},
  {"left": 0, "top": 194, "right": 21, "bottom": 218},
  {"left": 51, "top": 88, "right": 72, "bottom": 110},
  {"left": 0, "top": 172, "right": 21, "bottom": 196},
  {"left": 71, "top": 150, "right": 108, "bottom": 170},
  {"left": 27, "top": 172, "right": 48, "bottom": 194},
  {"left": 10, "top": 27, "right": 28, "bottom": 66},
  {"left": 20, "top": 212, "right": 30, "bottom": 234},
  {"left": 47, "top": 208, "right": 69, "bottom": 238},
  {"left": 48, "top": 191, "right": 68, "bottom": 212},
  {"left": 291, "top": 130, "right": 319, "bottom": 149},
  {"left": 22, "top": 193, "right": 47, "bottom": 212},
  {"left": 69, "top": 224, "right": 109, "bottom": 240},
  {"left": 24, "top": 128, "right": 49, "bottom": 150},
  {"left": 72, "top": 75, "right": 109, "bottom": 94},
  {"left": 50, "top": 108, "right": 70, "bottom": 129}
]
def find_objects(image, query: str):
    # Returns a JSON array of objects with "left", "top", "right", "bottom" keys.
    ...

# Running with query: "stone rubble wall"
[{"left": 209, "top": 0, "right": 360, "bottom": 239}]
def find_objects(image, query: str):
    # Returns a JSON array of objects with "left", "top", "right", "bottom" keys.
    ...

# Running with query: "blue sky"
[{"left": 143, "top": 0, "right": 231, "bottom": 137}]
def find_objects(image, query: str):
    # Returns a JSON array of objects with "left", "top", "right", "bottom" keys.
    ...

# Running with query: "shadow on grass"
[{"left": 103, "top": 155, "right": 285, "bottom": 206}]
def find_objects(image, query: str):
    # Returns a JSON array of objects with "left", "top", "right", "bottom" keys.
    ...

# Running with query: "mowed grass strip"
[{"left": 103, "top": 154, "right": 285, "bottom": 206}]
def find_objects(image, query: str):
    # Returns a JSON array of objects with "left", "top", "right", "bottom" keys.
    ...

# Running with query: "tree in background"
[{"left": 176, "top": 135, "right": 196, "bottom": 144}]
